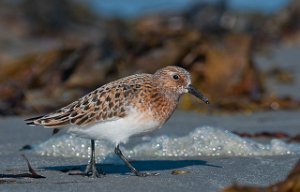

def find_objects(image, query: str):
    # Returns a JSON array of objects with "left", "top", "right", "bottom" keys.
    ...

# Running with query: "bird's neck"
[{"left": 147, "top": 88, "right": 180, "bottom": 125}]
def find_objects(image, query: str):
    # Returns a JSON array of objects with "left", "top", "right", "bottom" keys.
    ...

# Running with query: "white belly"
[{"left": 67, "top": 109, "right": 161, "bottom": 145}]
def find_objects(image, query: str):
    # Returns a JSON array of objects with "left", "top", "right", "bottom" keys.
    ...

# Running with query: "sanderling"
[{"left": 26, "top": 66, "right": 209, "bottom": 177}]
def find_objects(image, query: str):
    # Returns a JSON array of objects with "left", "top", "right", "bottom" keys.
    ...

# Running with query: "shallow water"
[{"left": 30, "top": 126, "right": 300, "bottom": 164}]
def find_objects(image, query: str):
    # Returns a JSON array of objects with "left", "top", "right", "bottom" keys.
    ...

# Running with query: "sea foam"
[{"left": 30, "top": 126, "right": 300, "bottom": 163}]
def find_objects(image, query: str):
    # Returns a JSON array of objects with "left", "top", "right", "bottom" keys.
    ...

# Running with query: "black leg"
[
  {"left": 84, "top": 139, "right": 106, "bottom": 177},
  {"left": 114, "top": 144, "right": 159, "bottom": 177},
  {"left": 69, "top": 140, "right": 105, "bottom": 177}
]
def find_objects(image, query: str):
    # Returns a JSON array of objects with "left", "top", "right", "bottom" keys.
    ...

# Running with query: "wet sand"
[{"left": 0, "top": 110, "right": 299, "bottom": 192}]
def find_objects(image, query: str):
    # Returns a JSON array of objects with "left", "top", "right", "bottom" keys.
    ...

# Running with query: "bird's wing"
[{"left": 25, "top": 74, "right": 151, "bottom": 128}]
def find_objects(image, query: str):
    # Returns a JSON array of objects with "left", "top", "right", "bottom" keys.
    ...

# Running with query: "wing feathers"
[{"left": 25, "top": 73, "right": 152, "bottom": 129}]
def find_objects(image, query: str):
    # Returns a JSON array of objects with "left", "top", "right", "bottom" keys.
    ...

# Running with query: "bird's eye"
[{"left": 172, "top": 74, "right": 179, "bottom": 80}]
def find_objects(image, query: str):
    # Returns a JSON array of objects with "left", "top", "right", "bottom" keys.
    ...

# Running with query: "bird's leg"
[
  {"left": 114, "top": 144, "right": 159, "bottom": 177},
  {"left": 84, "top": 139, "right": 106, "bottom": 177}
]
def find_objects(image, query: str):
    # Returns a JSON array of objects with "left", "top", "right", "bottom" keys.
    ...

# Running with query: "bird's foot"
[
  {"left": 69, "top": 164, "right": 106, "bottom": 178},
  {"left": 69, "top": 169, "right": 106, "bottom": 178},
  {"left": 135, "top": 171, "right": 160, "bottom": 177},
  {"left": 84, "top": 163, "right": 106, "bottom": 178},
  {"left": 85, "top": 169, "right": 106, "bottom": 178}
]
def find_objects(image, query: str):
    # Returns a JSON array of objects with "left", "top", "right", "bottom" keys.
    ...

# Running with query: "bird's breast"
[{"left": 131, "top": 92, "right": 178, "bottom": 125}]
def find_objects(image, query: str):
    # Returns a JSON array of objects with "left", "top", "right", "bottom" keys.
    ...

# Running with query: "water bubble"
[{"left": 30, "top": 126, "right": 300, "bottom": 163}]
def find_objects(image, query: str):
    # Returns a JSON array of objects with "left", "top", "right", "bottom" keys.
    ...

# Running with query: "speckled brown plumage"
[
  {"left": 25, "top": 66, "right": 210, "bottom": 178},
  {"left": 26, "top": 66, "right": 208, "bottom": 140},
  {"left": 29, "top": 74, "right": 151, "bottom": 127}
]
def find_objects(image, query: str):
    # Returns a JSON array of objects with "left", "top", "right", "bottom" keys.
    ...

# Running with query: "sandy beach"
[{"left": 0, "top": 110, "right": 299, "bottom": 192}]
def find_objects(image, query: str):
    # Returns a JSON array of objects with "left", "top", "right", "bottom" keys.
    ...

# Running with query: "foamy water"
[{"left": 30, "top": 126, "right": 300, "bottom": 164}]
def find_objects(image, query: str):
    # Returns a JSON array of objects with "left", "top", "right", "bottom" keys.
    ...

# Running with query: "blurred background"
[{"left": 0, "top": 0, "right": 300, "bottom": 116}]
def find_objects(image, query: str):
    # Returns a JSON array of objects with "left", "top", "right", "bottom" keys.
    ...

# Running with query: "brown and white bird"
[{"left": 26, "top": 66, "right": 209, "bottom": 177}]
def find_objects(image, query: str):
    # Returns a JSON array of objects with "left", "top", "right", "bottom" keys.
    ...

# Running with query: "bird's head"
[{"left": 153, "top": 66, "right": 209, "bottom": 104}]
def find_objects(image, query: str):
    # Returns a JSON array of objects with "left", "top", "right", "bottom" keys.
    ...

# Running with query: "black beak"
[{"left": 187, "top": 85, "right": 209, "bottom": 104}]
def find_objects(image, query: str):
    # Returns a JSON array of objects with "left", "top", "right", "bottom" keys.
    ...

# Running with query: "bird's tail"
[
  {"left": 25, "top": 114, "right": 68, "bottom": 135},
  {"left": 25, "top": 115, "right": 45, "bottom": 126}
]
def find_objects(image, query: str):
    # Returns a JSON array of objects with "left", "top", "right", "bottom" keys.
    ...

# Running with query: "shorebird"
[{"left": 26, "top": 66, "right": 209, "bottom": 177}]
